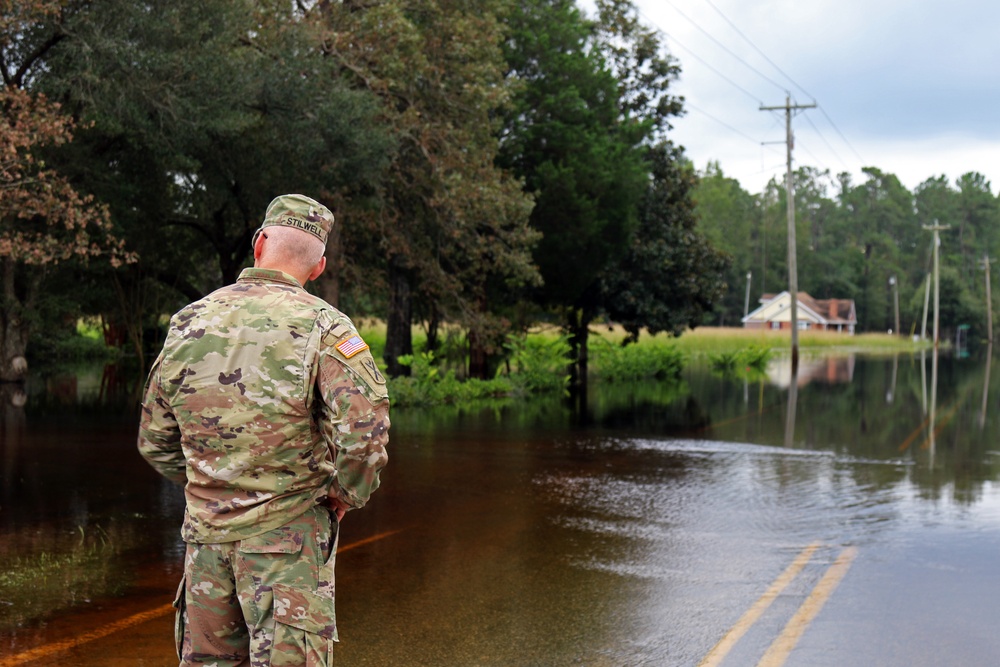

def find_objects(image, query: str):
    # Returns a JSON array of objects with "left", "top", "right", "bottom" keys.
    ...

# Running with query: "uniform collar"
[{"left": 237, "top": 267, "right": 303, "bottom": 287}]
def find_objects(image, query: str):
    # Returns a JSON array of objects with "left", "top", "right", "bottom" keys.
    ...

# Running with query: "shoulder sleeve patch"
[
  {"left": 335, "top": 335, "right": 369, "bottom": 359},
  {"left": 329, "top": 324, "right": 351, "bottom": 339}
]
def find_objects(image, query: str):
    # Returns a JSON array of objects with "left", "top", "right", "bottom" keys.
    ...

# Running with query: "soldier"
[{"left": 138, "top": 194, "right": 390, "bottom": 666}]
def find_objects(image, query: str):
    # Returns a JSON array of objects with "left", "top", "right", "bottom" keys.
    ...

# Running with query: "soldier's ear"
[
  {"left": 307, "top": 256, "right": 327, "bottom": 283},
  {"left": 253, "top": 229, "right": 266, "bottom": 261}
]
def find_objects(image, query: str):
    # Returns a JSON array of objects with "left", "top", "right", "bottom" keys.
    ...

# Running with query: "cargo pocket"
[
  {"left": 237, "top": 527, "right": 305, "bottom": 630},
  {"left": 171, "top": 576, "right": 187, "bottom": 661},
  {"left": 269, "top": 583, "right": 337, "bottom": 667},
  {"left": 238, "top": 526, "right": 304, "bottom": 555}
]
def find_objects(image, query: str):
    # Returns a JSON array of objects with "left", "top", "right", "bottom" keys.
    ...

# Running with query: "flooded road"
[{"left": 3, "top": 351, "right": 1000, "bottom": 665}]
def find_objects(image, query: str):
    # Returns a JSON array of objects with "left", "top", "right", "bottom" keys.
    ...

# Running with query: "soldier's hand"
[{"left": 328, "top": 496, "right": 351, "bottom": 522}]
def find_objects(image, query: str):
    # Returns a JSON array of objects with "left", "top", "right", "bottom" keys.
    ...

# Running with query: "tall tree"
[
  {"left": 838, "top": 167, "right": 916, "bottom": 332},
  {"left": 313, "top": 0, "right": 539, "bottom": 377},
  {"left": 600, "top": 143, "right": 730, "bottom": 342},
  {"left": 7, "top": 0, "right": 394, "bottom": 367},
  {"left": 694, "top": 161, "right": 758, "bottom": 324},
  {"left": 499, "top": 0, "right": 664, "bottom": 382},
  {"left": 40, "top": 0, "right": 391, "bottom": 289},
  {"left": 0, "top": 3, "right": 132, "bottom": 381}
]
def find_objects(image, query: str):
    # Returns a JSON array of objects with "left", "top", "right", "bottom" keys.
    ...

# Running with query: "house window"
[
  {"left": 797, "top": 321, "right": 810, "bottom": 331},
  {"left": 770, "top": 322, "right": 781, "bottom": 330}
]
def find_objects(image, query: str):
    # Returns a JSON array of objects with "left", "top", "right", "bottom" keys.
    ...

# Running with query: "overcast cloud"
[{"left": 611, "top": 0, "right": 1000, "bottom": 194}]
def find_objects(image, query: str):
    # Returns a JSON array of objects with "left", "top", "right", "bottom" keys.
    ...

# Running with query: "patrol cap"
[{"left": 253, "top": 194, "right": 335, "bottom": 246}]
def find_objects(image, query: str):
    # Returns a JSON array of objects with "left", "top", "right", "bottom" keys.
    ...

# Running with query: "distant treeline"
[{"left": 695, "top": 162, "right": 1000, "bottom": 342}]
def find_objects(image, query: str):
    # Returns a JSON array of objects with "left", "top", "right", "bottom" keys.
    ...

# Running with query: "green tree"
[
  {"left": 0, "top": 2, "right": 132, "bottom": 380},
  {"left": 837, "top": 168, "right": 916, "bottom": 331},
  {"left": 21, "top": 0, "right": 393, "bottom": 364},
  {"left": 600, "top": 144, "right": 730, "bottom": 341},
  {"left": 500, "top": 0, "right": 683, "bottom": 382},
  {"left": 694, "top": 161, "right": 759, "bottom": 324},
  {"left": 313, "top": 0, "right": 539, "bottom": 377}
]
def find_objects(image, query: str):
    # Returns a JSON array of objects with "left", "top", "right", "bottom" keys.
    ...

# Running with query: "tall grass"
[
  {"left": 0, "top": 523, "right": 135, "bottom": 630},
  {"left": 603, "top": 326, "right": 930, "bottom": 356},
  {"left": 365, "top": 323, "right": 927, "bottom": 407}
]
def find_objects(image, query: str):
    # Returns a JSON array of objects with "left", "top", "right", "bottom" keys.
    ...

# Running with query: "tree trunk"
[
  {"left": 1, "top": 258, "right": 32, "bottom": 382},
  {"left": 567, "top": 308, "right": 590, "bottom": 390},
  {"left": 385, "top": 259, "right": 413, "bottom": 377},
  {"left": 110, "top": 268, "right": 146, "bottom": 371},
  {"left": 467, "top": 296, "right": 490, "bottom": 380},
  {"left": 425, "top": 302, "right": 440, "bottom": 353},
  {"left": 317, "top": 222, "right": 342, "bottom": 308},
  {"left": 468, "top": 328, "right": 487, "bottom": 379}
]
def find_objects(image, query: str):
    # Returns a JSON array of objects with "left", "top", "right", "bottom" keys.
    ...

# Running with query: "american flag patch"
[{"left": 335, "top": 335, "right": 369, "bottom": 359}]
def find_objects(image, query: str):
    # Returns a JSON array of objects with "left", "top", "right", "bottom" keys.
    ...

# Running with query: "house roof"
[{"left": 745, "top": 291, "right": 857, "bottom": 325}]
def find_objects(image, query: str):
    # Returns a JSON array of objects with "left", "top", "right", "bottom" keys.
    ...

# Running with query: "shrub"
[
  {"left": 389, "top": 351, "right": 513, "bottom": 406},
  {"left": 591, "top": 338, "right": 685, "bottom": 382},
  {"left": 502, "top": 333, "right": 572, "bottom": 394},
  {"left": 708, "top": 344, "right": 772, "bottom": 378}
]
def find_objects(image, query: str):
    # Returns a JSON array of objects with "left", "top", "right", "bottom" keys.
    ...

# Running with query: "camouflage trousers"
[{"left": 172, "top": 506, "right": 339, "bottom": 666}]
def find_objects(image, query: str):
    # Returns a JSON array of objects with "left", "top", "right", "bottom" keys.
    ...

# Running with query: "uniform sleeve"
[
  {"left": 317, "top": 346, "right": 390, "bottom": 510},
  {"left": 137, "top": 351, "right": 187, "bottom": 485}
]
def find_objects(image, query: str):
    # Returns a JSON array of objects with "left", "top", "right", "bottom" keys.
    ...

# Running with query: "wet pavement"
[{"left": 3, "top": 352, "right": 1000, "bottom": 665}]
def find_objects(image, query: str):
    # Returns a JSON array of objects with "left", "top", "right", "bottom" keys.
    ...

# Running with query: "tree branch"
[{"left": 13, "top": 31, "right": 66, "bottom": 88}]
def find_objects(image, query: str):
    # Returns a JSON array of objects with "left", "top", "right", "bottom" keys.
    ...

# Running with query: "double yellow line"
[{"left": 699, "top": 543, "right": 858, "bottom": 667}]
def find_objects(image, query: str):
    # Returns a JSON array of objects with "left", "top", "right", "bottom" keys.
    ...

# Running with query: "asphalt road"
[{"left": 6, "top": 429, "right": 1000, "bottom": 667}]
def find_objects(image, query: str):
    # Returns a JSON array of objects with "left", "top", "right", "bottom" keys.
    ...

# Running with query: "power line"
[
  {"left": 817, "top": 106, "right": 866, "bottom": 164},
  {"left": 686, "top": 102, "right": 773, "bottom": 148},
  {"left": 698, "top": 0, "right": 813, "bottom": 101},
  {"left": 658, "top": 0, "right": 789, "bottom": 94},
  {"left": 648, "top": 20, "right": 762, "bottom": 105},
  {"left": 687, "top": 0, "right": 867, "bottom": 168},
  {"left": 632, "top": 3, "right": 866, "bottom": 188},
  {"left": 802, "top": 113, "right": 849, "bottom": 171}
]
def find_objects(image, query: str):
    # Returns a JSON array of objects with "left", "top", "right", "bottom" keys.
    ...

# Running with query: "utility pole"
[
  {"left": 981, "top": 253, "right": 994, "bottom": 343},
  {"left": 921, "top": 273, "right": 931, "bottom": 341},
  {"left": 744, "top": 271, "right": 752, "bottom": 321},
  {"left": 760, "top": 96, "right": 816, "bottom": 372},
  {"left": 923, "top": 222, "right": 950, "bottom": 348},
  {"left": 889, "top": 275, "right": 900, "bottom": 335}
]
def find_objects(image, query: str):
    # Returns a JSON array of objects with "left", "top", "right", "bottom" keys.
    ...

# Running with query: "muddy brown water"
[{"left": 3, "top": 351, "right": 1000, "bottom": 666}]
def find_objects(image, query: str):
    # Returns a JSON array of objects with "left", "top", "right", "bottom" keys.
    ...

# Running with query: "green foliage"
[
  {"left": 708, "top": 345, "right": 771, "bottom": 380},
  {"left": 503, "top": 332, "right": 572, "bottom": 394},
  {"left": 694, "top": 159, "right": 1000, "bottom": 341},
  {"left": 590, "top": 337, "right": 685, "bottom": 382},
  {"left": 498, "top": 0, "right": 649, "bottom": 309},
  {"left": 322, "top": 0, "right": 538, "bottom": 375},
  {"left": 600, "top": 143, "right": 730, "bottom": 338},
  {"left": 389, "top": 351, "right": 513, "bottom": 407},
  {"left": 694, "top": 161, "right": 763, "bottom": 325}
]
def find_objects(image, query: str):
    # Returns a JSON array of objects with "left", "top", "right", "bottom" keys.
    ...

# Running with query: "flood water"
[{"left": 3, "top": 349, "right": 1000, "bottom": 666}]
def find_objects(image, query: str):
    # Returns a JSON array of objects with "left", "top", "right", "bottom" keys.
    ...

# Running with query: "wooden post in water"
[
  {"left": 981, "top": 253, "right": 994, "bottom": 343},
  {"left": 923, "top": 223, "right": 950, "bottom": 349}
]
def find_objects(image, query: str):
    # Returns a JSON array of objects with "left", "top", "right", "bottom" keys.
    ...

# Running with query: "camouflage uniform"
[{"left": 138, "top": 195, "right": 389, "bottom": 667}]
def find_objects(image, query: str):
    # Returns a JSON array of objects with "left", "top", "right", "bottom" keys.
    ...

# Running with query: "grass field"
[
  {"left": 355, "top": 321, "right": 933, "bottom": 360},
  {"left": 645, "top": 326, "right": 932, "bottom": 356}
]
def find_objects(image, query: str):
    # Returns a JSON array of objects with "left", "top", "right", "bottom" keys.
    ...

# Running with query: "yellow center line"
[
  {"left": 898, "top": 415, "right": 931, "bottom": 452},
  {"left": 688, "top": 403, "right": 780, "bottom": 435},
  {"left": 0, "top": 603, "right": 174, "bottom": 667},
  {"left": 338, "top": 527, "right": 405, "bottom": 553},
  {"left": 0, "top": 527, "right": 405, "bottom": 666},
  {"left": 920, "top": 402, "right": 960, "bottom": 450},
  {"left": 698, "top": 542, "right": 820, "bottom": 667},
  {"left": 756, "top": 546, "right": 858, "bottom": 667}
]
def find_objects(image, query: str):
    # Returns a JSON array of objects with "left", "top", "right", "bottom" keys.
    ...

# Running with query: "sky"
[{"left": 584, "top": 0, "right": 1000, "bottom": 196}]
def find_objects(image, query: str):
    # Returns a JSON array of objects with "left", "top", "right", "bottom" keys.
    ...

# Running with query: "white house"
[{"left": 742, "top": 291, "right": 857, "bottom": 334}]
